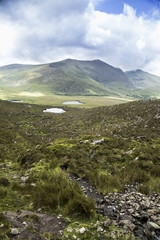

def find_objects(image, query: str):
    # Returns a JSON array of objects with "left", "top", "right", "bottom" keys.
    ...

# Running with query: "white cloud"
[
  {"left": 0, "top": 0, "right": 160, "bottom": 75},
  {"left": 85, "top": 4, "right": 160, "bottom": 75}
]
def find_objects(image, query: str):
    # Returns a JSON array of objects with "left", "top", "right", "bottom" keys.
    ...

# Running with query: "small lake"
[
  {"left": 8, "top": 100, "right": 23, "bottom": 103},
  {"left": 43, "top": 108, "right": 66, "bottom": 113},
  {"left": 11, "top": 100, "right": 23, "bottom": 103},
  {"left": 62, "top": 101, "right": 84, "bottom": 105}
]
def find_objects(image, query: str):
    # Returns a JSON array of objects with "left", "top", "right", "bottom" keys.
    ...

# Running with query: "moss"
[
  {"left": 0, "top": 213, "right": 11, "bottom": 239},
  {"left": 23, "top": 214, "right": 39, "bottom": 223}
]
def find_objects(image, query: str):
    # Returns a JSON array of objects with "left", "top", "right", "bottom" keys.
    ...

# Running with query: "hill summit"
[{"left": 0, "top": 59, "right": 160, "bottom": 98}]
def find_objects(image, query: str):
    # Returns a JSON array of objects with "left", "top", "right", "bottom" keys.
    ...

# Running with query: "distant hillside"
[
  {"left": 126, "top": 69, "right": 160, "bottom": 89},
  {"left": 0, "top": 59, "right": 131, "bottom": 97},
  {"left": 0, "top": 59, "right": 160, "bottom": 98}
]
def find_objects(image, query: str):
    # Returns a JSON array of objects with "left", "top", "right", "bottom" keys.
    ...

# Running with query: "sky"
[{"left": 0, "top": 0, "right": 160, "bottom": 75}]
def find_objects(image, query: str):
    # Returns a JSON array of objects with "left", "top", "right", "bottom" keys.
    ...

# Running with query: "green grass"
[
  {"left": 0, "top": 98, "right": 160, "bottom": 239},
  {"left": 1, "top": 59, "right": 160, "bottom": 101},
  {"left": 0, "top": 87, "right": 132, "bottom": 107},
  {"left": 0, "top": 59, "right": 131, "bottom": 97}
]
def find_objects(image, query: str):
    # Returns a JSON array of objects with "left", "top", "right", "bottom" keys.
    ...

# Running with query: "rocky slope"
[{"left": 69, "top": 173, "right": 160, "bottom": 240}]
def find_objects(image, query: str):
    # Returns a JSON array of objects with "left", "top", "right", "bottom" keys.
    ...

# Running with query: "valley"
[
  {"left": 0, "top": 59, "right": 160, "bottom": 239},
  {"left": 0, "top": 87, "right": 131, "bottom": 107},
  {"left": 0, "top": 98, "right": 159, "bottom": 239}
]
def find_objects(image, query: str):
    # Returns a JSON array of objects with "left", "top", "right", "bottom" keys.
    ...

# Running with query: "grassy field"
[
  {"left": 0, "top": 98, "right": 160, "bottom": 239},
  {"left": 0, "top": 87, "right": 132, "bottom": 107}
]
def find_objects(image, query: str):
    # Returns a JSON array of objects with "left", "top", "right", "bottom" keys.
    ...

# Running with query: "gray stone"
[
  {"left": 91, "top": 138, "right": 104, "bottom": 145},
  {"left": 103, "top": 219, "right": 112, "bottom": 228},
  {"left": 79, "top": 227, "right": 86, "bottom": 234},
  {"left": 11, "top": 228, "right": 20, "bottom": 235},
  {"left": 66, "top": 227, "right": 73, "bottom": 232},
  {"left": 119, "top": 219, "right": 132, "bottom": 227},
  {"left": 97, "top": 226, "right": 103, "bottom": 232},
  {"left": 128, "top": 224, "right": 136, "bottom": 231},
  {"left": 147, "top": 221, "right": 160, "bottom": 230}
]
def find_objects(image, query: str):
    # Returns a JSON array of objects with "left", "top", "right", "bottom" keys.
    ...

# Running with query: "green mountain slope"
[
  {"left": 0, "top": 59, "right": 160, "bottom": 99},
  {"left": 0, "top": 59, "right": 132, "bottom": 96},
  {"left": 126, "top": 69, "right": 160, "bottom": 89},
  {"left": 125, "top": 69, "right": 160, "bottom": 99}
]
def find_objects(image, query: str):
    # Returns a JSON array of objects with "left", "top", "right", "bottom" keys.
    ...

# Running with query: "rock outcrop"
[{"left": 3, "top": 210, "right": 67, "bottom": 240}]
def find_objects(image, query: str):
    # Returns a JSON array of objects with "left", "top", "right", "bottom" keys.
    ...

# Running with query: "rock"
[
  {"left": 103, "top": 219, "right": 112, "bottom": 228},
  {"left": 20, "top": 176, "right": 29, "bottom": 183},
  {"left": 31, "top": 183, "right": 36, "bottom": 187},
  {"left": 119, "top": 219, "right": 132, "bottom": 227},
  {"left": 79, "top": 227, "right": 86, "bottom": 234},
  {"left": 125, "top": 150, "right": 133, "bottom": 155},
  {"left": 91, "top": 138, "right": 104, "bottom": 145},
  {"left": 97, "top": 226, "right": 103, "bottom": 232},
  {"left": 155, "top": 114, "right": 160, "bottom": 120},
  {"left": 66, "top": 227, "right": 73, "bottom": 232},
  {"left": 147, "top": 221, "right": 160, "bottom": 230},
  {"left": 128, "top": 224, "right": 136, "bottom": 231},
  {"left": 11, "top": 228, "right": 20, "bottom": 235},
  {"left": 4, "top": 210, "right": 67, "bottom": 239}
]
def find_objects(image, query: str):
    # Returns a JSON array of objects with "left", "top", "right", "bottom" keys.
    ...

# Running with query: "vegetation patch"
[{"left": 0, "top": 98, "right": 159, "bottom": 239}]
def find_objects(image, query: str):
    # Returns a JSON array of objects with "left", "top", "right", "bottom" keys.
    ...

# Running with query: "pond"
[
  {"left": 62, "top": 101, "right": 84, "bottom": 105},
  {"left": 8, "top": 100, "right": 23, "bottom": 103},
  {"left": 11, "top": 100, "right": 23, "bottom": 103},
  {"left": 43, "top": 108, "right": 66, "bottom": 113}
]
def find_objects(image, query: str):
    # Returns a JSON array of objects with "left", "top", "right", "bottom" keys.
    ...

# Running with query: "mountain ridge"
[
  {"left": 0, "top": 58, "right": 160, "bottom": 98},
  {"left": 126, "top": 69, "right": 160, "bottom": 89}
]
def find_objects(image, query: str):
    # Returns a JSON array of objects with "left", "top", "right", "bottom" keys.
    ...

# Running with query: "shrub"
[
  {"left": 32, "top": 168, "right": 95, "bottom": 217},
  {"left": 151, "top": 179, "right": 160, "bottom": 193},
  {"left": 17, "top": 149, "right": 41, "bottom": 167},
  {"left": 89, "top": 170, "right": 123, "bottom": 194},
  {"left": 150, "top": 165, "right": 160, "bottom": 177},
  {"left": 138, "top": 184, "right": 150, "bottom": 195},
  {"left": 65, "top": 193, "right": 95, "bottom": 218},
  {"left": 0, "top": 177, "right": 10, "bottom": 186},
  {"left": 120, "top": 164, "right": 149, "bottom": 184},
  {"left": 0, "top": 186, "right": 7, "bottom": 199}
]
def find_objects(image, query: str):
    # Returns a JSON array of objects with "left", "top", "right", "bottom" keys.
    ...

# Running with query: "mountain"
[
  {"left": 0, "top": 59, "right": 132, "bottom": 97},
  {"left": 126, "top": 69, "right": 160, "bottom": 89},
  {"left": 0, "top": 59, "right": 160, "bottom": 99}
]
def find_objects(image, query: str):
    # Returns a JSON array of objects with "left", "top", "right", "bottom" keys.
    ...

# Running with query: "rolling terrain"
[
  {"left": 0, "top": 98, "right": 160, "bottom": 239},
  {"left": 0, "top": 59, "right": 160, "bottom": 101},
  {"left": 0, "top": 59, "right": 130, "bottom": 97}
]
